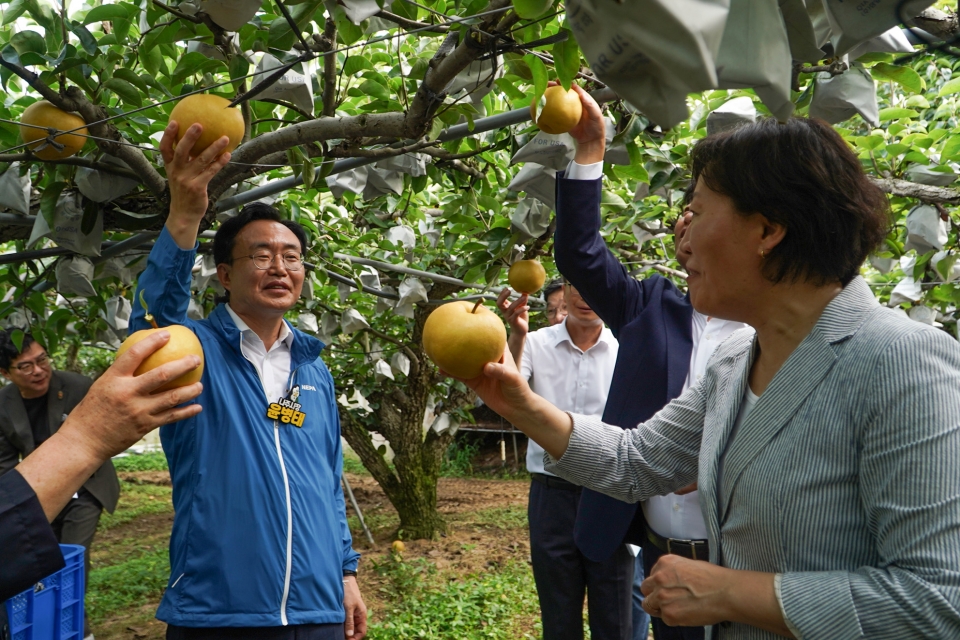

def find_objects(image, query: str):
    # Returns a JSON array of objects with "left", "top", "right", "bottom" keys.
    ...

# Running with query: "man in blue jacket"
[{"left": 131, "top": 122, "right": 366, "bottom": 639}]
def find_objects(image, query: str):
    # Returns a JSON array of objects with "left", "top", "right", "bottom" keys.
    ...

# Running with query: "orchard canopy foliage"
[{"left": 2, "top": 0, "right": 960, "bottom": 536}]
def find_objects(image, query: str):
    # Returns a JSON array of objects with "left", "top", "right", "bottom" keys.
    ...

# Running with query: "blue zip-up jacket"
[{"left": 131, "top": 227, "right": 359, "bottom": 627}]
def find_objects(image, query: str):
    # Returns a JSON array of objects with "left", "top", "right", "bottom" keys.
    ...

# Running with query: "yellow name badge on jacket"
[{"left": 266, "top": 397, "right": 306, "bottom": 427}]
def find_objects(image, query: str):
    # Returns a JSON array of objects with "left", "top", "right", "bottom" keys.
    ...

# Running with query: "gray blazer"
[
  {"left": 0, "top": 369, "right": 120, "bottom": 513},
  {"left": 549, "top": 277, "right": 960, "bottom": 639}
]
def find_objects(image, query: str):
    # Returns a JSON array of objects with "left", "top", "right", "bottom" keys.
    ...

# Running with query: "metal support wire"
[{"left": 342, "top": 474, "right": 375, "bottom": 546}]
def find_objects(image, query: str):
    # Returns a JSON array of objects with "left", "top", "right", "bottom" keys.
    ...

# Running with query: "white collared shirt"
[
  {"left": 520, "top": 318, "right": 619, "bottom": 475},
  {"left": 643, "top": 314, "right": 751, "bottom": 540},
  {"left": 225, "top": 304, "right": 296, "bottom": 404}
]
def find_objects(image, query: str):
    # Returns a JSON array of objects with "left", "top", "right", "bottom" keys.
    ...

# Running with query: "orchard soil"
[{"left": 90, "top": 470, "right": 536, "bottom": 639}]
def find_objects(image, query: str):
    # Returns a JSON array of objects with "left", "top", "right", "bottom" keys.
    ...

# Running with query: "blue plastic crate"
[{"left": 4, "top": 544, "right": 85, "bottom": 640}]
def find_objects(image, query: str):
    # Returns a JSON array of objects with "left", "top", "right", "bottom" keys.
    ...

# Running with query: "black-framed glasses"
[
  {"left": 13, "top": 352, "right": 49, "bottom": 374},
  {"left": 233, "top": 251, "right": 304, "bottom": 271}
]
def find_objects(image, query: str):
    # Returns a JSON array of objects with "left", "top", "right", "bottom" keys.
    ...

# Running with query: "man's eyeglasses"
[
  {"left": 12, "top": 353, "right": 49, "bottom": 374},
  {"left": 233, "top": 252, "right": 304, "bottom": 271}
]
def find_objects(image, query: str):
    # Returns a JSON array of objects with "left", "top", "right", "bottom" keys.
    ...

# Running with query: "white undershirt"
[
  {"left": 225, "top": 304, "right": 295, "bottom": 403},
  {"left": 521, "top": 318, "right": 619, "bottom": 476}
]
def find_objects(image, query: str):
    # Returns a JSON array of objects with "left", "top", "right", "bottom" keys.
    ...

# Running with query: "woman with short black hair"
[{"left": 460, "top": 93, "right": 960, "bottom": 639}]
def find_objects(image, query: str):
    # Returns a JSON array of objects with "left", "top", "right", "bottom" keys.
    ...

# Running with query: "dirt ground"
[{"left": 94, "top": 472, "right": 534, "bottom": 640}]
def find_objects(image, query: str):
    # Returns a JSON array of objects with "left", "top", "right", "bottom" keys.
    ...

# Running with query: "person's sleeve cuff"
[
  {"left": 564, "top": 160, "right": 604, "bottom": 181},
  {"left": 543, "top": 413, "right": 609, "bottom": 485},
  {"left": 778, "top": 571, "right": 863, "bottom": 639},
  {"left": 773, "top": 574, "right": 804, "bottom": 639}
]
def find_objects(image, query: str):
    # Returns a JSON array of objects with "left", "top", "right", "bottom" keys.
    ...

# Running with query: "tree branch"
[
  {"left": 403, "top": 0, "right": 519, "bottom": 139},
  {"left": 420, "top": 143, "right": 497, "bottom": 160},
  {"left": 208, "top": 112, "right": 408, "bottom": 197},
  {"left": 0, "top": 153, "right": 142, "bottom": 181},
  {"left": 438, "top": 158, "right": 483, "bottom": 178},
  {"left": 326, "top": 138, "right": 434, "bottom": 158},
  {"left": 62, "top": 87, "right": 167, "bottom": 197},
  {"left": 906, "top": 7, "right": 959, "bottom": 41},
  {"left": 152, "top": 0, "right": 203, "bottom": 23},
  {"left": 375, "top": 10, "right": 449, "bottom": 34},
  {"left": 360, "top": 326, "right": 420, "bottom": 378},
  {"left": 321, "top": 16, "right": 338, "bottom": 117},
  {"left": 870, "top": 177, "right": 960, "bottom": 204}
]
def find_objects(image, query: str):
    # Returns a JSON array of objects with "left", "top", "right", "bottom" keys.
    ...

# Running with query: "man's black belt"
[
  {"left": 531, "top": 472, "right": 579, "bottom": 491},
  {"left": 645, "top": 528, "right": 710, "bottom": 561}
]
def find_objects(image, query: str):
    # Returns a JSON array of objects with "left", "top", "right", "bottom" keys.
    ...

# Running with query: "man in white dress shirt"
[{"left": 499, "top": 281, "right": 633, "bottom": 640}]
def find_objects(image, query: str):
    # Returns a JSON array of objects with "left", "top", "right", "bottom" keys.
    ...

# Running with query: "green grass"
[
  {"left": 369, "top": 554, "right": 541, "bottom": 640},
  {"left": 452, "top": 505, "right": 528, "bottom": 530},
  {"left": 98, "top": 481, "right": 173, "bottom": 532},
  {"left": 342, "top": 453, "right": 370, "bottom": 475},
  {"left": 87, "top": 548, "right": 170, "bottom": 624},
  {"left": 112, "top": 452, "right": 169, "bottom": 472}
]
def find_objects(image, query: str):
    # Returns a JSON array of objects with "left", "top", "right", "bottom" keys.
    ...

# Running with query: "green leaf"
[
  {"left": 40, "top": 181, "right": 66, "bottom": 225},
  {"left": 870, "top": 62, "right": 924, "bottom": 94},
  {"left": 103, "top": 77, "right": 142, "bottom": 106},
  {"left": 2, "top": 0, "right": 28, "bottom": 26},
  {"left": 552, "top": 30, "right": 579, "bottom": 91},
  {"left": 343, "top": 56, "right": 372, "bottom": 76},
  {"left": 301, "top": 155, "right": 315, "bottom": 192},
  {"left": 936, "top": 254, "right": 958, "bottom": 281},
  {"left": 878, "top": 107, "right": 918, "bottom": 121},
  {"left": 81, "top": 4, "right": 133, "bottom": 25},
  {"left": 68, "top": 21, "right": 98, "bottom": 55},
  {"left": 81, "top": 199, "right": 99, "bottom": 236},
  {"left": 940, "top": 77, "right": 960, "bottom": 97},
  {"left": 9, "top": 328, "right": 24, "bottom": 352},
  {"left": 141, "top": 44, "right": 163, "bottom": 77},
  {"left": 359, "top": 79, "right": 390, "bottom": 102},
  {"left": 884, "top": 143, "right": 909, "bottom": 156},
  {"left": 113, "top": 67, "right": 149, "bottom": 93},
  {"left": 941, "top": 135, "right": 960, "bottom": 163},
  {"left": 228, "top": 54, "right": 249, "bottom": 88},
  {"left": 10, "top": 30, "right": 46, "bottom": 56},
  {"left": 523, "top": 53, "right": 548, "bottom": 121},
  {"left": 333, "top": 6, "right": 364, "bottom": 46}
]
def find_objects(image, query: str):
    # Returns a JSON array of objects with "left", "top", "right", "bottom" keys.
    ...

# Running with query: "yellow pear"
[
  {"left": 422, "top": 301, "right": 507, "bottom": 379},
  {"left": 392, "top": 540, "right": 406, "bottom": 553},
  {"left": 20, "top": 101, "right": 88, "bottom": 160},
  {"left": 116, "top": 325, "right": 204, "bottom": 392},
  {"left": 530, "top": 86, "right": 583, "bottom": 135},
  {"left": 508, "top": 260, "right": 547, "bottom": 294},
  {"left": 169, "top": 94, "right": 244, "bottom": 156}
]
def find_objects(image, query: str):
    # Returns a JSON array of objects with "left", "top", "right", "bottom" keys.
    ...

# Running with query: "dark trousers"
[
  {"left": 642, "top": 541, "right": 705, "bottom": 640},
  {"left": 51, "top": 488, "right": 103, "bottom": 638},
  {"left": 167, "top": 623, "right": 344, "bottom": 640},
  {"left": 529, "top": 478, "right": 634, "bottom": 640}
]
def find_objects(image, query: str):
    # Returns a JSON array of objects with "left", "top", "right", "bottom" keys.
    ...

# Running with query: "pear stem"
[
  {"left": 145, "top": 313, "right": 159, "bottom": 330},
  {"left": 471, "top": 299, "right": 483, "bottom": 314}
]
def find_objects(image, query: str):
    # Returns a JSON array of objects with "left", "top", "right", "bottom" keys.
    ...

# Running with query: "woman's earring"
[{"left": 760, "top": 248, "right": 767, "bottom": 259}]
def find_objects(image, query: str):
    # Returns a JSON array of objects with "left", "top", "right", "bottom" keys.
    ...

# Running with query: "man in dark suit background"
[{"left": 0, "top": 328, "right": 120, "bottom": 640}]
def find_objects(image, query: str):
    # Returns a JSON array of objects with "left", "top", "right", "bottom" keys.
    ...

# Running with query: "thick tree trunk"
[{"left": 338, "top": 283, "right": 466, "bottom": 539}]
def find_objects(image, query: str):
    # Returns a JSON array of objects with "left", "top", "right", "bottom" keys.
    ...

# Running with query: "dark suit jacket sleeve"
[
  {"left": 0, "top": 425, "right": 21, "bottom": 477},
  {"left": 554, "top": 174, "right": 650, "bottom": 337},
  {"left": 0, "top": 469, "right": 64, "bottom": 600}
]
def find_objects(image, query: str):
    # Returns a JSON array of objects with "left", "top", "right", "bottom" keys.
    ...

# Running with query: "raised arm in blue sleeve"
[
  {"left": 130, "top": 226, "right": 198, "bottom": 333},
  {"left": 553, "top": 174, "right": 651, "bottom": 337}
]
